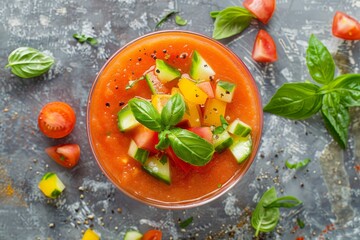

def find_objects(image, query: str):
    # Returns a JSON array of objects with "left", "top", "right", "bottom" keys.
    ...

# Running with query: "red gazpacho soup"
[{"left": 87, "top": 31, "right": 262, "bottom": 208}]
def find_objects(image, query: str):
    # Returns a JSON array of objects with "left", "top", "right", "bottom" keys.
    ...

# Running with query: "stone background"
[{"left": 0, "top": 0, "right": 359, "bottom": 239}]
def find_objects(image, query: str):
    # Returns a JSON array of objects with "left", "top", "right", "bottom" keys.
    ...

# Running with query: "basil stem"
[
  {"left": 263, "top": 83, "right": 323, "bottom": 120},
  {"left": 306, "top": 34, "right": 335, "bottom": 85},
  {"left": 212, "top": 7, "right": 253, "bottom": 40},
  {"left": 128, "top": 98, "right": 163, "bottom": 132},
  {"left": 161, "top": 93, "right": 186, "bottom": 128},
  {"left": 285, "top": 158, "right": 311, "bottom": 169},
  {"left": 156, "top": 130, "right": 170, "bottom": 150},
  {"left": 155, "top": 11, "right": 178, "bottom": 29},
  {"left": 168, "top": 128, "right": 214, "bottom": 166},
  {"left": 6, "top": 47, "right": 54, "bottom": 78}
]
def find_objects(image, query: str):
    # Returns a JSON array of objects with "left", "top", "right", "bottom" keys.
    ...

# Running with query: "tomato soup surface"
[{"left": 88, "top": 31, "right": 262, "bottom": 207}]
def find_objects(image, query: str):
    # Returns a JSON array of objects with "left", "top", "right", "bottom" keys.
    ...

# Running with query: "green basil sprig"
[
  {"left": 73, "top": 33, "right": 98, "bottom": 46},
  {"left": 264, "top": 34, "right": 360, "bottom": 148},
  {"left": 179, "top": 216, "right": 193, "bottom": 228},
  {"left": 285, "top": 158, "right": 311, "bottom": 169},
  {"left": 251, "top": 187, "right": 302, "bottom": 237},
  {"left": 211, "top": 7, "right": 254, "bottom": 40},
  {"left": 6, "top": 47, "right": 54, "bottom": 78},
  {"left": 128, "top": 94, "right": 215, "bottom": 166}
]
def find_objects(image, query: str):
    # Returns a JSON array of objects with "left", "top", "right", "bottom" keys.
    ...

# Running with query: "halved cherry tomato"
[
  {"left": 332, "top": 11, "right": 360, "bottom": 40},
  {"left": 142, "top": 229, "right": 162, "bottom": 240},
  {"left": 252, "top": 29, "right": 277, "bottom": 63},
  {"left": 45, "top": 144, "right": 80, "bottom": 168},
  {"left": 243, "top": 0, "right": 276, "bottom": 24},
  {"left": 38, "top": 102, "right": 76, "bottom": 138}
]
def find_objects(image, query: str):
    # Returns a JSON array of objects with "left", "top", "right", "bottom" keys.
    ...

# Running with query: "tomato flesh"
[
  {"left": 252, "top": 29, "right": 277, "bottom": 63},
  {"left": 45, "top": 144, "right": 80, "bottom": 168},
  {"left": 142, "top": 229, "right": 162, "bottom": 240},
  {"left": 332, "top": 11, "right": 360, "bottom": 40},
  {"left": 188, "top": 127, "right": 213, "bottom": 143},
  {"left": 131, "top": 126, "right": 159, "bottom": 153},
  {"left": 38, "top": 102, "right": 76, "bottom": 138},
  {"left": 243, "top": 0, "right": 276, "bottom": 24}
]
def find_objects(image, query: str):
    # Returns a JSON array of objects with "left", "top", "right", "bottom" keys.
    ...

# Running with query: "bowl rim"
[{"left": 86, "top": 30, "right": 263, "bottom": 209}]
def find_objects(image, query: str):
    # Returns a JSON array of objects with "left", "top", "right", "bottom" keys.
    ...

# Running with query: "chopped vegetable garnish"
[{"left": 285, "top": 158, "right": 311, "bottom": 169}]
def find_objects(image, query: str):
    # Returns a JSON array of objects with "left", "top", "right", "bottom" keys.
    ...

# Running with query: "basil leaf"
[
  {"left": 175, "top": 15, "right": 187, "bottom": 26},
  {"left": 212, "top": 7, "right": 253, "bottom": 40},
  {"left": 263, "top": 83, "right": 323, "bottom": 120},
  {"left": 251, "top": 187, "right": 302, "bottom": 236},
  {"left": 179, "top": 216, "right": 193, "bottom": 228},
  {"left": 306, "top": 34, "right": 335, "bottom": 85},
  {"left": 73, "top": 33, "right": 98, "bottom": 46},
  {"left": 326, "top": 74, "right": 360, "bottom": 107},
  {"left": 251, "top": 187, "right": 279, "bottom": 236},
  {"left": 210, "top": 11, "right": 220, "bottom": 19},
  {"left": 128, "top": 98, "right": 163, "bottom": 132},
  {"left": 285, "top": 158, "right": 311, "bottom": 169},
  {"left": 156, "top": 131, "right": 170, "bottom": 150},
  {"left": 297, "top": 218, "right": 305, "bottom": 229},
  {"left": 161, "top": 93, "right": 186, "bottom": 128},
  {"left": 263, "top": 196, "right": 302, "bottom": 209},
  {"left": 5, "top": 47, "right": 54, "bottom": 78},
  {"left": 155, "top": 11, "right": 178, "bottom": 29},
  {"left": 321, "top": 92, "right": 350, "bottom": 148},
  {"left": 168, "top": 128, "right": 214, "bottom": 166}
]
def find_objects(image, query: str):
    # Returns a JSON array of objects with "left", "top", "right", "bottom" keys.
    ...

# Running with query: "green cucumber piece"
[
  {"left": 145, "top": 71, "right": 167, "bottom": 94},
  {"left": 189, "top": 50, "right": 215, "bottom": 82},
  {"left": 229, "top": 135, "right": 252, "bottom": 164},
  {"left": 143, "top": 154, "right": 171, "bottom": 184},
  {"left": 213, "top": 131, "right": 233, "bottom": 153},
  {"left": 155, "top": 59, "right": 181, "bottom": 83},
  {"left": 215, "top": 80, "right": 236, "bottom": 103},
  {"left": 128, "top": 140, "right": 149, "bottom": 164},
  {"left": 227, "top": 119, "right": 252, "bottom": 137},
  {"left": 117, "top": 105, "right": 140, "bottom": 132},
  {"left": 124, "top": 230, "right": 143, "bottom": 240}
]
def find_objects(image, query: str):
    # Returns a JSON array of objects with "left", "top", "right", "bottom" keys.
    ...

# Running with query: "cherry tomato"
[
  {"left": 332, "top": 11, "right": 360, "bottom": 40},
  {"left": 243, "top": 0, "right": 276, "bottom": 24},
  {"left": 45, "top": 144, "right": 80, "bottom": 168},
  {"left": 252, "top": 29, "right": 278, "bottom": 63},
  {"left": 142, "top": 229, "right": 162, "bottom": 240},
  {"left": 38, "top": 102, "right": 76, "bottom": 138}
]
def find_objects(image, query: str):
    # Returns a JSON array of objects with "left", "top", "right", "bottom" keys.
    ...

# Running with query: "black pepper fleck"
[
  {"left": 156, "top": 69, "right": 160, "bottom": 74},
  {"left": 119, "top": 102, "right": 125, "bottom": 106},
  {"left": 105, "top": 103, "right": 110, "bottom": 107}
]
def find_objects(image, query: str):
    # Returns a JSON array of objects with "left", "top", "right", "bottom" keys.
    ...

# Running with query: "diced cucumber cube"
[
  {"left": 215, "top": 80, "right": 236, "bottom": 103},
  {"left": 128, "top": 140, "right": 149, "bottom": 164},
  {"left": 145, "top": 71, "right": 168, "bottom": 94},
  {"left": 227, "top": 119, "right": 252, "bottom": 137},
  {"left": 213, "top": 131, "right": 233, "bottom": 153},
  {"left": 143, "top": 155, "right": 171, "bottom": 184},
  {"left": 117, "top": 105, "right": 140, "bottom": 132},
  {"left": 229, "top": 135, "right": 252, "bottom": 164},
  {"left": 155, "top": 59, "right": 181, "bottom": 83},
  {"left": 124, "top": 230, "right": 143, "bottom": 240},
  {"left": 189, "top": 50, "right": 215, "bottom": 82}
]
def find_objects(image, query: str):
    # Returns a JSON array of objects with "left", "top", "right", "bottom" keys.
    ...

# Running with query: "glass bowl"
[{"left": 87, "top": 30, "right": 263, "bottom": 209}]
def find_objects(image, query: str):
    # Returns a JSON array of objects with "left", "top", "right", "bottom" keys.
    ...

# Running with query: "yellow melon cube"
[
  {"left": 178, "top": 78, "right": 208, "bottom": 104},
  {"left": 38, "top": 172, "right": 65, "bottom": 198},
  {"left": 82, "top": 229, "right": 100, "bottom": 240},
  {"left": 151, "top": 94, "right": 172, "bottom": 112},
  {"left": 203, "top": 98, "right": 227, "bottom": 126}
]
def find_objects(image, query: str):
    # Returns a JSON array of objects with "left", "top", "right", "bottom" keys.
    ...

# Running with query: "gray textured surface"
[{"left": 0, "top": 0, "right": 359, "bottom": 239}]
